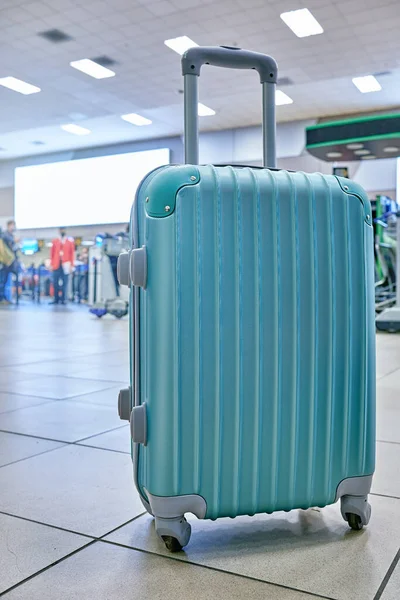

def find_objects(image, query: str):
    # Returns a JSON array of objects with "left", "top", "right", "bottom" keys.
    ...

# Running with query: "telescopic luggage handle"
[{"left": 181, "top": 45, "right": 278, "bottom": 168}]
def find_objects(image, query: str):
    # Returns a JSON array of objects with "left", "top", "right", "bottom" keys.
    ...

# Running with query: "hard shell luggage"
[{"left": 117, "top": 46, "right": 376, "bottom": 551}]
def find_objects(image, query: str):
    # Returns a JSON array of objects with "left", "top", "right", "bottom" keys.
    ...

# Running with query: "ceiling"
[{"left": 0, "top": 0, "right": 400, "bottom": 159}]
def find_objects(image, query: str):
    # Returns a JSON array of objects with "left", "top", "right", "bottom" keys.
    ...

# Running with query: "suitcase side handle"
[{"left": 181, "top": 45, "right": 278, "bottom": 168}]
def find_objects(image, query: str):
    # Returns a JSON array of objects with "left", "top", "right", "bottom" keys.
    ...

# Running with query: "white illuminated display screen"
[{"left": 14, "top": 148, "right": 170, "bottom": 229}]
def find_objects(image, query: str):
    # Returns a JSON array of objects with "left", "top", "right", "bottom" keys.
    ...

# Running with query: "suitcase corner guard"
[{"left": 144, "top": 165, "right": 200, "bottom": 218}]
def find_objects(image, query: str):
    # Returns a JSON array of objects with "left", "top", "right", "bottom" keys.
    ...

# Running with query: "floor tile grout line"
[
  {"left": 0, "top": 400, "right": 57, "bottom": 416},
  {"left": 0, "top": 445, "right": 67, "bottom": 469},
  {"left": 1, "top": 396, "right": 124, "bottom": 412},
  {"left": 0, "top": 390, "right": 63, "bottom": 402},
  {"left": 371, "top": 492, "right": 400, "bottom": 500},
  {"left": 0, "top": 383, "right": 120, "bottom": 403},
  {"left": 68, "top": 443, "right": 131, "bottom": 457},
  {"left": 97, "top": 512, "right": 147, "bottom": 539},
  {"left": 1, "top": 349, "right": 127, "bottom": 370},
  {"left": 373, "top": 547, "right": 400, "bottom": 600},
  {"left": 377, "top": 365, "right": 400, "bottom": 381},
  {"left": 57, "top": 375, "right": 127, "bottom": 384},
  {"left": 0, "top": 359, "right": 72, "bottom": 369},
  {"left": 0, "top": 429, "right": 72, "bottom": 445},
  {"left": 376, "top": 439, "right": 400, "bottom": 447},
  {"left": 0, "top": 431, "right": 130, "bottom": 468},
  {"left": 0, "top": 510, "right": 146, "bottom": 544},
  {"left": 99, "top": 538, "right": 337, "bottom": 600},
  {"left": 74, "top": 443, "right": 130, "bottom": 455},
  {"left": 56, "top": 382, "right": 125, "bottom": 401},
  {"left": 0, "top": 510, "right": 97, "bottom": 541},
  {"left": 73, "top": 424, "right": 128, "bottom": 443},
  {"left": 0, "top": 540, "right": 97, "bottom": 598}
]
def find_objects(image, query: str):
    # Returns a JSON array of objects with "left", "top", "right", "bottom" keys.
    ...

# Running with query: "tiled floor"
[{"left": 0, "top": 304, "right": 399, "bottom": 600}]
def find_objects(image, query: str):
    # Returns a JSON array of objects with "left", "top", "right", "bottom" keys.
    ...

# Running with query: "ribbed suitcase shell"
[{"left": 132, "top": 165, "right": 375, "bottom": 520}]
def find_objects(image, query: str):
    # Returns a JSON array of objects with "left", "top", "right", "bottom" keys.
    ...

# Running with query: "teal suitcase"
[{"left": 117, "top": 46, "right": 376, "bottom": 552}]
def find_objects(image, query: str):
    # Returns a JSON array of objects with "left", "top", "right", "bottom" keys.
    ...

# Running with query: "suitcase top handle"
[{"left": 181, "top": 45, "right": 278, "bottom": 169}]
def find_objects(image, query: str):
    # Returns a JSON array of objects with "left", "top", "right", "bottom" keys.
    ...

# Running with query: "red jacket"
[{"left": 51, "top": 237, "right": 75, "bottom": 270}]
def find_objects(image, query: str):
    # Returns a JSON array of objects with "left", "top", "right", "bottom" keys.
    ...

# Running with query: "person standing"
[
  {"left": 50, "top": 227, "right": 75, "bottom": 305},
  {"left": 0, "top": 220, "right": 18, "bottom": 304}
]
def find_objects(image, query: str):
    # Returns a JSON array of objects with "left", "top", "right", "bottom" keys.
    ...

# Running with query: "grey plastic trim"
[
  {"left": 130, "top": 403, "right": 147, "bottom": 445},
  {"left": 118, "top": 387, "right": 131, "bottom": 421},
  {"left": 262, "top": 82, "right": 276, "bottom": 168},
  {"left": 181, "top": 45, "right": 277, "bottom": 83},
  {"left": 184, "top": 74, "right": 199, "bottom": 165},
  {"left": 155, "top": 516, "right": 191, "bottom": 548},
  {"left": 130, "top": 177, "right": 152, "bottom": 511},
  {"left": 183, "top": 46, "right": 277, "bottom": 167},
  {"left": 145, "top": 489, "right": 207, "bottom": 519},
  {"left": 138, "top": 494, "right": 153, "bottom": 516},
  {"left": 340, "top": 495, "right": 371, "bottom": 526},
  {"left": 130, "top": 246, "right": 147, "bottom": 289},
  {"left": 117, "top": 251, "right": 131, "bottom": 286},
  {"left": 334, "top": 475, "right": 373, "bottom": 501}
]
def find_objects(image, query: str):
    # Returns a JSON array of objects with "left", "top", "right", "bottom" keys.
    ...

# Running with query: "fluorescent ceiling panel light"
[
  {"left": 347, "top": 143, "right": 364, "bottom": 150},
  {"left": 275, "top": 90, "right": 293, "bottom": 105},
  {"left": 326, "top": 151, "right": 342, "bottom": 158},
  {"left": 121, "top": 113, "right": 152, "bottom": 126},
  {"left": 352, "top": 75, "right": 381, "bottom": 93},
  {"left": 198, "top": 102, "right": 215, "bottom": 116},
  {"left": 70, "top": 58, "right": 115, "bottom": 79},
  {"left": 383, "top": 146, "right": 399, "bottom": 153},
  {"left": 0, "top": 76, "right": 40, "bottom": 95},
  {"left": 61, "top": 123, "right": 91, "bottom": 135},
  {"left": 354, "top": 149, "right": 371, "bottom": 155},
  {"left": 280, "top": 8, "right": 323, "bottom": 38},
  {"left": 361, "top": 155, "right": 376, "bottom": 159},
  {"left": 164, "top": 35, "right": 198, "bottom": 55}
]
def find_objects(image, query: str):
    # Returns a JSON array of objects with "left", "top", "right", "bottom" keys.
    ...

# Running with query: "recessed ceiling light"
[
  {"left": 61, "top": 123, "right": 91, "bottom": 135},
  {"left": 70, "top": 58, "right": 115, "bottom": 79},
  {"left": 326, "top": 151, "right": 342, "bottom": 158},
  {"left": 361, "top": 155, "right": 376, "bottom": 159},
  {"left": 0, "top": 76, "right": 40, "bottom": 95},
  {"left": 347, "top": 143, "right": 364, "bottom": 150},
  {"left": 352, "top": 75, "right": 381, "bottom": 93},
  {"left": 354, "top": 149, "right": 371, "bottom": 155},
  {"left": 164, "top": 35, "right": 198, "bottom": 55},
  {"left": 121, "top": 113, "right": 152, "bottom": 126},
  {"left": 383, "top": 146, "right": 399, "bottom": 153},
  {"left": 275, "top": 90, "right": 293, "bottom": 105},
  {"left": 280, "top": 8, "right": 323, "bottom": 38},
  {"left": 198, "top": 102, "right": 216, "bottom": 116}
]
